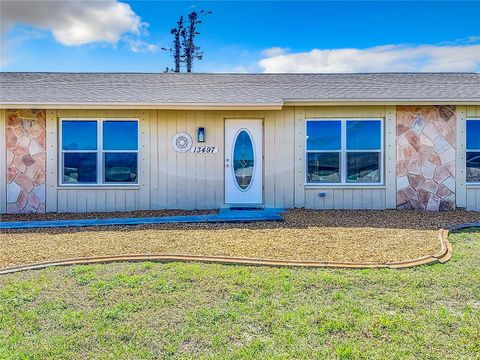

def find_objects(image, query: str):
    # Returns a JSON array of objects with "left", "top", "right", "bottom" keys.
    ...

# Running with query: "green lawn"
[{"left": 0, "top": 229, "right": 479, "bottom": 360}]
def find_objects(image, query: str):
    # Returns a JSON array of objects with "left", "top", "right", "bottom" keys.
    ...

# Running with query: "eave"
[
  {"left": 283, "top": 99, "right": 480, "bottom": 106},
  {"left": 0, "top": 102, "right": 284, "bottom": 110}
]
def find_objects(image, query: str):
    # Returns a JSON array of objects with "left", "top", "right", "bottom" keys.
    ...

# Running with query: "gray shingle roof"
[{"left": 1, "top": 72, "right": 479, "bottom": 106}]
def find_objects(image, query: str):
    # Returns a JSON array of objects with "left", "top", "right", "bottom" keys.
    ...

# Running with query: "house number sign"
[
  {"left": 191, "top": 146, "right": 218, "bottom": 154},
  {"left": 171, "top": 133, "right": 218, "bottom": 154}
]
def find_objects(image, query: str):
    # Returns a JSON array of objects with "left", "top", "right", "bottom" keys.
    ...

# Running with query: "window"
[
  {"left": 306, "top": 119, "right": 383, "bottom": 185},
  {"left": 61, "top": 119, "right": 138, "bottom": 185},
  {"left": 466, "top": 119, "right": 480, "bottom": 183}
]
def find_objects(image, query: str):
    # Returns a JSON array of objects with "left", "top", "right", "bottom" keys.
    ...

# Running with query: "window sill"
[
  {"left": 304, "top": 184, "right": 386, "bottom": 189},
  {"left": 57, "top": 185, "right": 140, "bottom": 190},
  {"left": 466, "top": 184, "right": 480, "bottom": 189}
]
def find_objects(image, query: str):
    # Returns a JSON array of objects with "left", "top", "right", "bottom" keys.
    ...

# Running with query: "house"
[{"left": 1, "top": 72, "right": 479, "bottom": 214}]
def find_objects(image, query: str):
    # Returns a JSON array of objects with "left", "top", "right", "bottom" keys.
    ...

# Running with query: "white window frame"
[
  {"left": 59, "top": 118, "right": 139, "bottom": 187},
  {"left": 305, "top": 118, "right": 384, "bottom": 186},
  {"left": 466, "top": 118, "right": 480, "bottom": 185}
]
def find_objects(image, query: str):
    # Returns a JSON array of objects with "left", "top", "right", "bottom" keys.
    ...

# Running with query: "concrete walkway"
[{"left": 0, "top": 209, "right": 284, "bottom": 230}]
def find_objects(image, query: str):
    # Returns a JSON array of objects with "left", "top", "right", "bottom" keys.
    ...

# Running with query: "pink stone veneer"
[
  {"left": 396, "top": 106, "right": 456, "bottom": 211},
  {"left": 6, "top": 110, "right": 46, "bottom": 213}
]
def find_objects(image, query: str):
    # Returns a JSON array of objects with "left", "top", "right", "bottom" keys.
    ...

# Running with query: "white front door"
[{"left": 225, "top": 119, "right": 263, "bottom": 205}]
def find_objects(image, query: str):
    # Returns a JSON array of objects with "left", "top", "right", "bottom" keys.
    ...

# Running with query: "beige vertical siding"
[
  {"left": 466, "top": 106, "right": 480, "bottom": 210},
  {"left": 298, "top": 106, "right": 388, "bottom": 210},
  {"left": 50, "top": 109, "right": 143, "bottom": 212},
  {"left": 305, "top": 188, "right": 386, "bottom": 210},
  {"left": 8, "top": 105, "right": 396, "bottom": 213},
  {"left": 466, "top": 188, "right": 480, "bottom": 211},
  {"left": 45, "top": 109, "right": 296, "bottom": 212}
]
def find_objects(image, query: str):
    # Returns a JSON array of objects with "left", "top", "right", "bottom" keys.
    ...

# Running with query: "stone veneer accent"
[
  {"left": 6, "top": 110, "right": 46, "bottom": 213},
  {"left": 396, "top": 105, "right": 456, "bottom": 211}
]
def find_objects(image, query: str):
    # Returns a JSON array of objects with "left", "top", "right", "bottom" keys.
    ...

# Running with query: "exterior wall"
[
  {"left": 37, "top": 106, "right": 387, "bottom": 212},
  {"left": 5, "top": 110, "right": 46, "bottom": 213},
  {"left": 465, "top": 106, "right": 480, "bottom": 210},
  {"left": 396, "top": 106, "right": 456, "bottom": 211},
  {"left": 40, "top": 109, "right": 295, "bottom": 212},
  {"left": 2, "top": 105, "right": 478, "bottom": 213},
  {"left": 296, "top": 106, "right": 392, "bottom": 210}
]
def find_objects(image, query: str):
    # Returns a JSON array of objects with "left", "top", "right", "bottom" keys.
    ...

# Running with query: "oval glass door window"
[{"left": 233, "top": 129, "right": 255, "bottom": 190}]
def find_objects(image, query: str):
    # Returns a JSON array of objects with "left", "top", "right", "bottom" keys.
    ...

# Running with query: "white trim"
[
  {"left": 0, "top": 109, "right": 6, "bottom": 213},
  {"left": 466, "top": 118, "right": 480, "bottom": 186},
  {"left": 384, "top": 106, "right": 397, "bottom": 209},
  {"left": 58, "top": 118, "right": 139, "bottom": 187},
  {"left": 304, "top": 118, "right": 384, "bottom": 186},
  {"left": 284, "top": 100, "right": 480, "bottom": 106},
  {"left": 45, "top": 110, "right": 58, "bottom": 212},
  {"left": 55, "top": 186, "right": 140, "bottom": 190},
  {"left": 305, "top": 185, "right": 386, "bottom": 189},
  {"left": 2, "top": 101, "right": 480, "bottom": 110},
  {"left": 0, "top": 103, "right": 283, "bottom": 110}
]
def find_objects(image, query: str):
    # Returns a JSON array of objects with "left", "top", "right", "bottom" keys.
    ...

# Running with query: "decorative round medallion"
[{"left": 171, "top": 132, "right": 193, "bottom": 153}]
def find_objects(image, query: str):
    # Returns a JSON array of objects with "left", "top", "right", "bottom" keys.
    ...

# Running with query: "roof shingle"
[{"left": 1, "top": 72, "right": 479, "bottom": 105}]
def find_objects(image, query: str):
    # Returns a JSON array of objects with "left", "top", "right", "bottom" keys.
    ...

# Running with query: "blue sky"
[{"left": 1, "top": 1, "right": 479, "bottom": 73}]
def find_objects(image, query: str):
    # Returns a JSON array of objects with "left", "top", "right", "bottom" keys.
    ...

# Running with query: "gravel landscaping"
[
  {"left": 1, "top": 209, "right": 478, "bottom": 270},
  {"left": 0, "top": 209, "right": 217, "bottom": 222}
]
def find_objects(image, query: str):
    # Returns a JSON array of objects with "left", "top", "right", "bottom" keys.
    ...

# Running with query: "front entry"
[{"left": 225, "top": 119, "right": 263, "bottom": 205}]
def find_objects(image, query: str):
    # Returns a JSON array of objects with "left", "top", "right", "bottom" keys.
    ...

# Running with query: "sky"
[{"left": 1, "top": 1, "right": 479, "bottom": 73}]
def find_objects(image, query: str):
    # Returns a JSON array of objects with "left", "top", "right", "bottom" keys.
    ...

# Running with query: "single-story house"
[{"left": 1, "top": 72, "right": 479, "bottom": 214}]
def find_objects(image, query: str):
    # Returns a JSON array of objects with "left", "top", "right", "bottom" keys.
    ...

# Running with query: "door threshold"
[{"left": 228, "top": 206, "right": 264, "bottom": 211}]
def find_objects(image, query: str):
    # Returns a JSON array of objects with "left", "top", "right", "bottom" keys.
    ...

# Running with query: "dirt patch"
[{"left": 1, "top": 210, "right": 478, "bottom": 270}]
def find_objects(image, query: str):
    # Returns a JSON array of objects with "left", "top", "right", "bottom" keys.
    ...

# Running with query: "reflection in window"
[
  {"left": 347, "top": 121, "right": 381, "bottom": 150},
  {"left": 61, "top": 119, "right": 138, "bottom": 185},
  {"left": 306, "top": 119, "right": 383, "bottom": 184},
  {"left": 306, "top": 121, "right": 341, "bottom": 150},
  {"left": 104, "top": 153, "right": 138, "bottom": 183},
  {"left": 307, "top": 153, "right": 340, "bottom": 183},
  {"left": 233, "top": 130, "right": 254, "bottom": 190},
  {"left": 347, "top": 152, "right": 380, "bottom": 183},
  {"left": 467, "top": 153, "right": 480, "bottom": 183},
  {"left": 63, "top": 153, "right": 97, "bottom": 183},
  {"left": 467, "top": 120, "right": 480, "bottom": 150},
  {"left": 103, "top": 121, "right": 138, "bottom": 150},
  {"left": 467, "top": 120, "right": 480, "bottom": 183},
  {"left": 62, "top": 121, "right": 97, "bottom": 150}
]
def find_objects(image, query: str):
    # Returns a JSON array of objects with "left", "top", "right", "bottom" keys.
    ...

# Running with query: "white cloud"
[
  {"left": 1, "top": 0, "right": 146, "bottom": 46},
  {"left": 124, "top": 38, "right": 159, "bottom": 53},
  {"left": 259, "top": 43, "right": 480, "bottom": 73},
  {"left": 261, "top": 47, "right": 288, "bottom": 57},
  {"left": 0, "top": 27, "right": 47, "bottom": 67}
]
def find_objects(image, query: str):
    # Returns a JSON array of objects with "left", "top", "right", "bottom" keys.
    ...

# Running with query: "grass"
[{"left": 0, "top": 228, "right": 479, "bottom": 359}]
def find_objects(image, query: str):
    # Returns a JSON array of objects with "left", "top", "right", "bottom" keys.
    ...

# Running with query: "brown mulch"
[
  {"left": 0, "top": 209, "right": 217, "bottom": 222},
  {"left": 1, "top": 210, "right": 478, "bottom": 270}
]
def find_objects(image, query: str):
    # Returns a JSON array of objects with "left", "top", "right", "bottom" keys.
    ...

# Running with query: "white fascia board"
[
  {"left": 0, "top": 102, "right": 284, "bottom": 110},
  {"left": 283, "top": 99, "right": 480, "bottom": 106}
]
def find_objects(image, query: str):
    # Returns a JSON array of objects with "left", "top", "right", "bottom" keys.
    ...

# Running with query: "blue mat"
[{"left": 0, "top": 210, "right": 284, "bottom": 230}]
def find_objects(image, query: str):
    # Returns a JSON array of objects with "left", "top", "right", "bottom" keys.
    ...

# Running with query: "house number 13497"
[{"left": 190, "top": 146, "right": 218, "bottom": 154}]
